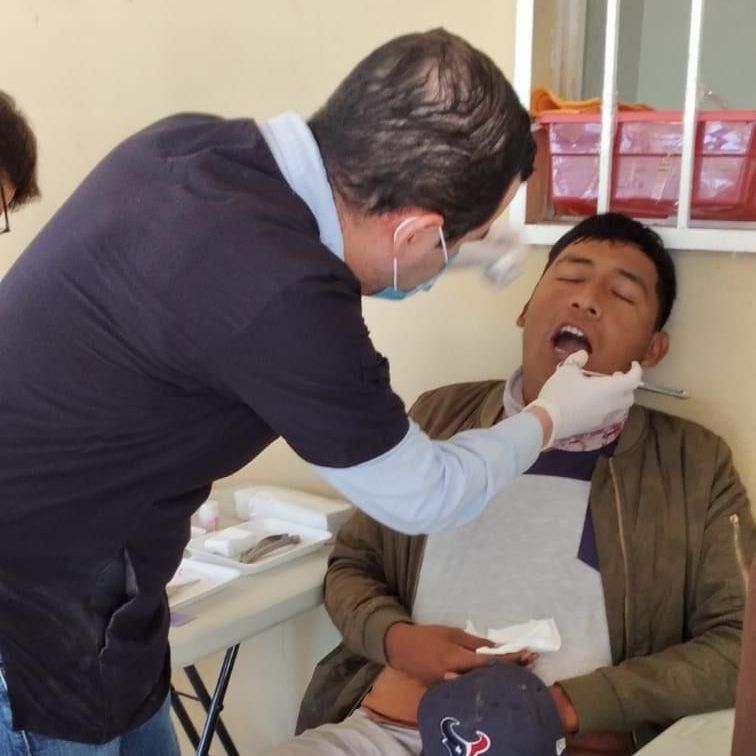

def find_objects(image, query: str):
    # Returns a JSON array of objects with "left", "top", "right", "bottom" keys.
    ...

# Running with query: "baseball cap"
[{"left": 417, "top": 662, "right": 566, "bottom": 756}]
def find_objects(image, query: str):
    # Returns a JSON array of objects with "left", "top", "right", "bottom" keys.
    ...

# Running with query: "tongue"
[{"left": 554, "top": 333, "right": 589, "bottom": 356}]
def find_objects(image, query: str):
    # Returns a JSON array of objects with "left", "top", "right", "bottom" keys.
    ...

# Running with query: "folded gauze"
[
  {"left": 466, "top": 618, "right": 562, "bottom": 655},
  {"left": 204, "top": 527, "right": 256, "bottom": 558}
]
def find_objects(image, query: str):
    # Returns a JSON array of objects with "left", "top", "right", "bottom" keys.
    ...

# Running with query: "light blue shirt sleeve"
[{"left": 312, "top": 412, "right": 543, "bottom": 534}]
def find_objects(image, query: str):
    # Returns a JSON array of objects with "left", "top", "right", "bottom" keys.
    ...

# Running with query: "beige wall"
[{"left": 5, "top": 1, "right": 756, "bottom": 753}]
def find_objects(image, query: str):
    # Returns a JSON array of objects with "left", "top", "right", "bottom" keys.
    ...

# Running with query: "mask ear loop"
[
  {"left": 439, "top": 228, "right": 449, "bottom": 266},
  {"left": 392, "top": 216, "right": 417, "bottom": 293},
  {"left": 391, "top": 217, "right": 446, "bottom": 291}
]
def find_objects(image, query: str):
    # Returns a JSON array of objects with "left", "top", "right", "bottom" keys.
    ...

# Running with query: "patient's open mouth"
[{"left": 552, "top": 324, "right": 593, "bottom": 357}]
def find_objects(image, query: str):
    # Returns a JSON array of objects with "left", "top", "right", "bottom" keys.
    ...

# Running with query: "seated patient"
[{"left": 270, "top": 214, "right": 753, "bottom": 756}]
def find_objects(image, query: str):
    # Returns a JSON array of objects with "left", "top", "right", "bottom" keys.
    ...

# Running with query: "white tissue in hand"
[
  {"left": 204, "top": 527, "right": 256, "bottom": 558},
  {"left": 466, "top": 618, "right": 562, "bottom": 655}
]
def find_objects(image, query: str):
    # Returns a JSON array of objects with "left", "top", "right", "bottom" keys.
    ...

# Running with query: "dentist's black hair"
[
  {"left": 544, "top": 213, "right": 677, "bottom": 329},
  {"left": 309, "top": 28, "right": 535, "bottom": 243}
]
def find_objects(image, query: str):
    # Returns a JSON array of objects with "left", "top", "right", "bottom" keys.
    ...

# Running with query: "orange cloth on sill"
[{"left": 530, "top": 86, "right": 653, "bottom": 117}]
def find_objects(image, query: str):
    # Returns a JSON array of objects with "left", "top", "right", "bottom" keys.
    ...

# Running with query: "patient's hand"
[
  {"left": 549, "top": 685, "right": 630, "bottom": 755},
  {"left": 549, "top": 683, "right": 579, "bottom": 733},
  {"left": 384, "top": 622, "right": 536, "bottom": 686}
]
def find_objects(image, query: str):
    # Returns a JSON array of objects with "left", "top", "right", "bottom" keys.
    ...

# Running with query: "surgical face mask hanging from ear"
[{"left": 372, "top": 216, "right": 449, "bottom": 300}]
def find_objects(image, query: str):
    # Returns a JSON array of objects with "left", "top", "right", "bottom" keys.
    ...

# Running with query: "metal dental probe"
[{"left": 581, "top": 369, "right": 689, "bottom": 400}]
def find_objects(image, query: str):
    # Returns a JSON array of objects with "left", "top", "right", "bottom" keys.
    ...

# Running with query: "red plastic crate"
[{"left": 539, "top": 110, "right": 756, "bottom": 221}]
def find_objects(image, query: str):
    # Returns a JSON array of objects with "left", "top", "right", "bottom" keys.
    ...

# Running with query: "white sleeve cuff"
[{"left": 312, "top": 411, "right": 542, "bottom": 534}]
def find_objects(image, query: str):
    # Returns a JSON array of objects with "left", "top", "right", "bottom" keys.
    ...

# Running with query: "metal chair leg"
[
  {"left": 193, "top": 645, "right": 241, "bottom": 756},
  {"left": 170, "top": 684, "right": 200, "bottom": 748}
]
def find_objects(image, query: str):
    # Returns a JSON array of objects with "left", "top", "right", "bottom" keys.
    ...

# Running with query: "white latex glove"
[
  {"left": 527, "top": 350, "right": 642, "bottom": 447},
  {"left": 452, "top": 225, "right": 528, "bottom": 287}
]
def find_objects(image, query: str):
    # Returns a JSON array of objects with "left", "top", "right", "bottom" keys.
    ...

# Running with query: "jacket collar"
[
  {"left": 613, "top": 404, "right": 648, "bottom": 456},
  {"left": 478, "top": 380, "right": 507, "bottom": 428}
]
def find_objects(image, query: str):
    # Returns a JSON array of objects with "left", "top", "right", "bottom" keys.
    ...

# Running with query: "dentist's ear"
[
  {"left": 516, "top": 300, "right": 531, "bottom": 328},
  {"left": 392, "top": 213, "right": 444, "bottom": 249}
]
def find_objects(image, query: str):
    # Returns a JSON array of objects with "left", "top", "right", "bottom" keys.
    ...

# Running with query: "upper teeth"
[{"left": 560, "top": 325, "right": 586, "bottom": 338}]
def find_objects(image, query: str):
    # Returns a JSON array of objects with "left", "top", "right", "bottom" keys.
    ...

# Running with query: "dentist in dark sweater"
[{"left": 0, "top": 30, "right": 639, "bottom": 754}]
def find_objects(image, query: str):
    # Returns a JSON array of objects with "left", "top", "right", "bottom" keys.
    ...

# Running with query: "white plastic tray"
[
  {"left": 167, "top": 559, "right": 241, "bottom": 609},
  {"left": 186, "top": 517, "right": 332, "bottom": 575}
]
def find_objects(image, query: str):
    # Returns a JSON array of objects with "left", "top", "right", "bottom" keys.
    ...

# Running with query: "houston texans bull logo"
[{"left": 439, "top": 716, "right": 492, "bottom": 756}]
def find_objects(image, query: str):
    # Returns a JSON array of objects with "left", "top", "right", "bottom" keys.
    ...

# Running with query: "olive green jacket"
[
  {"left": 732, "top": 558, "right": 756, "bottom": 755},
  {"left": 297, "top": 380, "right": 754, "bottom": 750}
]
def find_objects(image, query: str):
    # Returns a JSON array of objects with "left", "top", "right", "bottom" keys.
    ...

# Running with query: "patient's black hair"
[{"left": 544, "top": 213, "right": 676, "bottom": 329}]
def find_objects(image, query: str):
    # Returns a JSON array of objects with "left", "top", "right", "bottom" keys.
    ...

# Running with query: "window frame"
[{"left": 509, "top": 0, "right": 756, "bottom": 253}]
